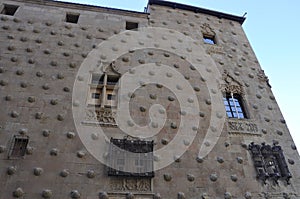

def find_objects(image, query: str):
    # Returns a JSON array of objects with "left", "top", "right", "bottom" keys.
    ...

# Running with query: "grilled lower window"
[
  {"left": 248, "top": 142, "right": 292, "bottom": 184},
  {"left": 108, "top": 138, "right": 154, "bottom": 177},
  {"left": 8, "top": 135, "right": 29, "bottom": 158}
]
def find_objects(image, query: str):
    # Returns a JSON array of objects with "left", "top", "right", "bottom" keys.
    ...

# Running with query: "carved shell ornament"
[
  {"left": 201, "top": 23, "right": 215, "bottom": 36},
  {"left": 100, "top": 61, "right": 121, "bottom": 75},
  {"left": 221, "top": 71, "right": 244, "bottom": 95}
]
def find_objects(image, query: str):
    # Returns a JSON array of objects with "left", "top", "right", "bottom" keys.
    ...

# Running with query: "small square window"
[
  {"left": 92, "top": 93, "right": 100, "bottom": 99},
  {"left": 1, "top": 4, "right": 19, "bottom": 16},
  {"left": 66, "top": 13, "right": 80, "bottom": 24},
  {"left": 126, "top": 21, "right": 138, "bottom": 31},
  {"left": 107, "top": 94, "right": 116, "bottom": 101},
  {"left": 203, "top": 35, "right": 216, "bottom": 45},
  {"left": 8, "top": 135, "right": 29, "bottom": 158}
]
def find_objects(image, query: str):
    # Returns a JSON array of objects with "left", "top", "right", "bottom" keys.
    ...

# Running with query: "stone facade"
[{"left": 0, "top": 0, "right": 299, "bottom": 198}]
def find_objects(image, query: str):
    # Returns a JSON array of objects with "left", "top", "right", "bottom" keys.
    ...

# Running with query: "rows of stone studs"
[
  {"left": 148, "top": 11, "right": 278, "bottom": 108},
  {"left": 149, "top": 8, "right": 258, "bottom": 62},
  {"left": 114, "top": 48, "right": 288, "bottom": 140},
  {"left": 1, "top": 129, "right": 264, "bottom": 199},
  {"left": 0, "top": 13, "right": 296, "bottom": 199},
  {"left": 9, "top": 187, "right": 254, "bottom": 199},
  {"left": 2, "top": 13, "right": 256, "bottom": 75},
  {"left": 0, "top": 16, "right": 106, "bottom": 69},
  {"left": 0, "top": 13, "right": 278, "bottom": 103}
]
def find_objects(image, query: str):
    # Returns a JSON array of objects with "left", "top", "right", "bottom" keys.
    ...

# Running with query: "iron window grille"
[
  {"left": 108, "top": 138, "right": 154, "bottom": 178},
  {"left": 8, "top": 135, "right": 29, "bottom": 159}
]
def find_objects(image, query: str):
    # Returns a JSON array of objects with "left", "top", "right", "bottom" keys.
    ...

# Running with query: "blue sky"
[{"left": 61, "top": 0, "right": 300, "bottom": 149}]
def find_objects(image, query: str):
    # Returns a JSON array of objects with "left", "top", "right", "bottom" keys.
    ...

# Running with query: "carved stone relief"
[
  {"left": 206, "top": 45, "right": 225, "bottom": 55},
  {"left": 227, "top": 119, "right": 260, "bottom": 136},
  {"left": 83, "top": 108, "right": 117, "bottom": 127},
  {"left": 258, "top": 192, "right": 298, "bottom": 199},
  {"left": 101, "top": 61, "right": 121, "bottom": 75},
  {"left": 107, "top": 193, "right": 154, "bottom": 199},
  {"left": 201, "top": 23, "right": 215, "bottom": 37},
  {"left": 257, "top": 69, "right": 271, "bottom": 88},
  {"left": 110, "top": 178, "right": 152, "bottom": 192},
  {"left": 220, "top": 70, "right": 244, "bottom": 95},
  {"left": 248, "top": 142, "right": 292, "bottom": 185}
]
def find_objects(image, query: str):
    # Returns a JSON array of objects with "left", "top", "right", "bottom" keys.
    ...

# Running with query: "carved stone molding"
[
  {"left": 258, "top": 192, "right": 298, "bottom": 199},
  {"left": 249, "top": 142, "right": 292, "bottom": 185},
  {"left": 227, "top": 119, "right": 261, "bottom": 136},
  {"left": 101, "top": 61, "right": 121, "bottom": 75},
  {"left": 201, "top": 23, "right": 215, "bottom": 36},
  {"left": 106, "top": 192, "right": 154, "bottom": 199},
  {"left": 220, "top": 71, "right": 244, "bottom": 95},
  {"left": 83, "top": 108, "right": 117, "bottom": 127},
  {"left": 206, "top": 45, "right": 224, "bottom": 55},
  {"left": 257, "top": 69, "right": 271, "bottom": 88},
  {"left": 257, "top": 69, "right": 268, "bottom": 82},
  {"left": 110, "top": 178, "right": 152, "bottom": 192}
]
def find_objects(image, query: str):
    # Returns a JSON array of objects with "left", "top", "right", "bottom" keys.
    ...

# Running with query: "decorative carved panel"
[
  {"left": 258, "top": 192, "right": 298, "bottom": 199},
  {"left": 227, "top": 119, "right": 260, "bottom": 136},
  {"left": 220, "top": 70, "right": 244, "bottom": 95},
  {"left": 107, "top": 193, "right": 154, "bottom": 199},
  {"left": 257, "top": 69, "right": 272, "bottom": 88},
  {"left": 248, "top": 142, "right": 292, "bottom": 185},
  {"left": 201, "top": 23, "right": 215, "bottom": 37},
  {"left": 83, "top": 108, "right": 117, "bottom": 127},
  {"left": 206, "top": 45, "right": 225, "bottom": 55},
  {"left": 110, "top": 178, "right": 152, "bottom": 192}
]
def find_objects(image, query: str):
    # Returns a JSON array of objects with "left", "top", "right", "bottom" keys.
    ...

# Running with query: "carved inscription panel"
[
  {"left": 108, "top": 195, "right": 153, "bottom": 199},
  {"left": 110, "top": 178, "right": 152, "bottom": 192},
  {"left": 206, "top": 45, "right": 225, "bottom": 55},
  {"left": 227, "top": 119, "right": 260, "bottom": 136}
]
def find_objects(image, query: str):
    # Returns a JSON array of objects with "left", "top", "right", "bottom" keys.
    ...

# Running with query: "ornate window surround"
[
  {"left": 220, "top": 71, "right": 249, "bottom": 119},
  {"left": 248, "top": 142, "right": 292, "bottom": 185}
]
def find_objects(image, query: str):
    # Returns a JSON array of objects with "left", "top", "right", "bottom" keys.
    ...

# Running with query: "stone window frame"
[
  {"left": 223, "top": 92, "right": 248, "bottom": 119},
  {"left": 203, "top": 34, "right": 216, "bottom": 45},
  {"left": 0, "top": 4, "right": 19, "bottom": 16},
  {"left": 8, "top": 135, "right": 29, "bottom": 159},
  {"left": 201, "top": 23, "right": 217, "bottom": 45},
  {"left": 88, "top": 73, "right": 119, "bottom": 108},
  {"left": 221, "top": 72, "right": 250, "bottom": 120},
  {"left": 248, "top": 142, "right": 292, "bottom": 184}
]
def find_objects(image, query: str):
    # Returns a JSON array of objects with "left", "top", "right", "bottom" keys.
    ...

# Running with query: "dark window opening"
[
  {"left": 92, "top": 93, "right": 100, "bottom": 99},
  {"left": 107, "top": 76, "right": 119, "bottom": 85},
  {"left": 108, "top": 138, "right": 154, "bottom": 177},
  {"left": 126, "top": 21, "right": 138, "bottom": 31},
  {"left": 91, "top": 75, "right": 118, "bottom": 85},
  {"left": 107, "top": 94, "right": 116, "bottom": 101},
  {"left": 203, "top": 35, "right": 216, "bottom": 45},
  {"left": 9, "top": 135, "right": 29, "bottom": 158},
  {"left": 92, "top": 74, "right": 104, "bottom": 85},
  {"left": 1, "top": 4, "right": 19, "bottom": 16},
  {"left": 223, "top": 93, "right": 247, "bottom": 119},
  {"left": 66, "top": 13, "right": 79, "bottom": 24}
]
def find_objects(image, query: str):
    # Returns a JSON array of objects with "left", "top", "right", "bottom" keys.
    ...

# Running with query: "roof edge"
[
  {"left": 13, "top": 0, "right": 148, "bottom": 17},
  {"left": 148, "top": 0, "right": 246, "bottom": 24}
]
